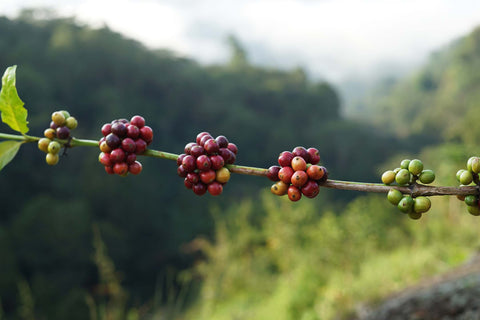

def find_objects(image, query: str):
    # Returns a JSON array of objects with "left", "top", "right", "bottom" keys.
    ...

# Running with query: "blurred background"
[{"left": 1, "top": 1, "right": 480, "bottom": 319}]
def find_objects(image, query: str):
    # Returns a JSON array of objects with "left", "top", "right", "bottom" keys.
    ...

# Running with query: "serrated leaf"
[
  {"left": 0, "top": 140, "right": 22, "bottom": 171},
  {"left": 0, "top": 66, "right": 29, "bottom": 134}
]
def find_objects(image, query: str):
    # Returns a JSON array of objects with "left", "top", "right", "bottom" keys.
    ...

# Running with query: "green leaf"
[
  {"left": 0, "top": 66, "right": 29, "bottom": 134},
  {"left": 0, "top": 140, "right": 22, "bottom": 171}
]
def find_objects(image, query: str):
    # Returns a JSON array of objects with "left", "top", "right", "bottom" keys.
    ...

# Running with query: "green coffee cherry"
[
  {"left": 456, "top": 169, "right": 467, "bottom": 182},
  {"left": 408, "top": 159, "right": 423, "bottom": 176},
  {"left": 382, "top": 170, "right": 396, "bottom": 185},
  {"left": 398, "top": 195, "right": 414, "bottom": 213},
  {"left": 418, "top": 169, "right": 435, "bottom": 184},
  {"left": 464, "top": 195, "right": 478, "bottom": 206},
  {"left": 47, "top": 141, "right": 61, "bottom": 155},
  {"left": 38, "top": 138, "right": 51, "bottom": 153},
  {"left": 46, "top": 153, "right": 59, "bottom": 165},
  {"left": 65, "top": 116, "right": 78, "bottom": 130},
  {"left": 467, "top": 205, "right": 480, "bottom": 216},
  {"left": 459, "top": 170, "right": 474, "bottom": 185},
  {"left": 60, "top": 110, "right": 71, "bottom": 119},
  {"left": 387, "top": 189, "right": 403, "bottom": 205},
  {"left": 471, "top": 157, "right": 480, "bottom": 174},
  {"left": 413, "top": 196, "right": 431, "bottom": 213},
  {"left": 400, "top": 159, "right": 411, "bottom": 169},
  {"left": 395, "top": 169, "right": 411, "bottom": 186},
  {"left": 408, "top": 211, "right": 422, "bottom": 220}
]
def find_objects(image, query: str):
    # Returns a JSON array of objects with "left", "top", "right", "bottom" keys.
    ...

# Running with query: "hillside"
[{"left": 356, "top": 25, "right": 480, "bottom": 148}]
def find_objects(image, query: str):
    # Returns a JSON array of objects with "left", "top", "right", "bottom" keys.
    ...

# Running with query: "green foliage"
[
  {"left": 0, "top": 66, "right": 29, "bottom": 134},
  {"left": 185, "top": 191, "right": 480, "bottom": 320},
  {"left": 0, "top": 141, "right": 22, "bottom": 171}
]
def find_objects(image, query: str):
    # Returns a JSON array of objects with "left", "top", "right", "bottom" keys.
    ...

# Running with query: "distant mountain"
[{"left": 351, "top": 26, "right": 480, "bottom": 147}]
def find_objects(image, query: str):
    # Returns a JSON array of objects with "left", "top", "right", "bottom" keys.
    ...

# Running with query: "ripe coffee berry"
[
  {"left": 270, "top": 146, "right": 325, "bottom": 201},
  {"left": 177, "top": 132, "right": 237, "bottom": 196},
  {"left": 98, "top": 115, "right": 152, "bottom": 176}
]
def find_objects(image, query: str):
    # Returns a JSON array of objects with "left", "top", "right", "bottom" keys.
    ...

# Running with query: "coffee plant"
[{"left": 1, "top": 65, "right": 479, "bottom": 219}]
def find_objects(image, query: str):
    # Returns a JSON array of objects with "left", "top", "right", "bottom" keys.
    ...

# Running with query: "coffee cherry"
[
  {"left": 47, "top": 141, "right": 61, "bottom": 154},
  {"left": 182, "top": 155, "right": 196, "bottom": 172},
  {"left": 278, "top": 151, "right": 294, "bottom": 167},
  {"left": 317, "top": 166, "right": 328, "bottom": 183},
  {"left": 113, "top": 162, "right": 129, "bottom": 176},
  {"left": 381, "top": 170, "right": 396, "bottom": 185},
  {"left": 190, "top": 145, "right": 205, "bottom": 158},
  {"left": 278, "top": 166, "right": 294, "bottom": 184},
  {"left": 65, "top": 116, "right": 78, "bottom": 130},
  {"left": 301, "top": 180, "right": 320, "bottom": 198},
  {"left": 51, "top": 111, "right": 66, "bottom": 126},
  {"left": 200, "top": 169, "right": 216, "bottom": 184},
  {"left": 110, "top": 148, "right": 126, "bottom": 163},
  {"left": 130, "top": 115, "right": 145, "bottom": 128},
  {"left": 126, "top": 153, "right": 137, "bottom": 164},
  {"left": 184, "top": 179, "right": 194, "bottom": 189},
  {"left": 307, "top": 147, "right": 320, "bottom": 165},
  {"left": 121, "top": 138, "right": 136, "bottom": 153},
  {"left": 44, "top": 128, "right": 56, "bottom": 139},
  {"left": 408, "top": 159, "right": 423, "bottom": 176},
  {"left": 140, "top": 126, "right": 153, "bottom": 144},
  {"left": 196, "top": 132, "right": 211, "bottom": 144},
  {"left": 291, "top": 170, "right": 308, "bottom": 188},
  {"left": 215, "top": 135, "right": 229, "bottom": 148},
  {"left": 395, "top": 169, "right": 411, "bottom": 186},
  {"left": 306, "top": 165, "right": 324, "bottom": 181},
  {"left": 219, "top": 148, "right": 236, "bottom": 164},
  {"left": 400, "top": 159, "right": 411, "bottom": 169},
  {"left": 467, "top": 205, "right": 480, "bottom": 216},
  {"left": 418, "top": 170, "right": 435, "bottom": 184},
  {"left": 192, "top": 183, "right": 207, "bottom": 196},
  {"left": 413, "top": 196, "right": 431, "bottom": 213},
  {"left": 127, "top": 125, "right": 140, "bottom": 139},
  {"left": 106, "top": 133, "right": 121, "bottom": 149},
  {"left": 134, "top": 139, "right": 147, "bottom": 154},
  {"left": 99, "top": 141, "right": 112, "bottom": 153},
  {"left": 38, "top": 138, "right": 51, "bottom": 153},
  {"left": 101, "top": 123, "right": 112, "bottom": 136},
  {"left": 292, "top": 146, "right": 309, "bottom": 162},
  {"left": 287, "top": 185, "right": 302, "bottom": 202},
  {"left": 204, "top": 139, "right": 219, "bottom": 155},
  {"left": 227, "top": 143, "right": 238, "bottom": 155},
  {"left": 208, "top": 182, "right": 223, "bottom": 196},
  {"left": 267, "top": 166, "right": 281, "bottom": 181},
  {"left": 215, "top": 167, "right": 231, "bottom": 184},
  {"left": 128, "top": 161, "right": 143, "bottom": 175},
  {"left": 387, "top": 189, "right": 403, "bottom": 205},
  {"left": 196, "top": 154, "right": 212, "bottom": 171},
  {"left": 471, "top": 157, "right": 480, "bottom": 174},
  {"left": 210, "top": 155, "right": 225, "bottom": 170},
  {"left": 408, "top": 211, "right": 422, "bottom": 220},
  {"left": 464, "top": 195, "right": 478, "bottom": 206},
  {"left": 199, "top": 134, "right": 213, "bottom": 147},
  {"left": 271, "top": 181, "right": 289, "bottom": 196},
  {"left": 56, "top": 126, "right": 70, "bottom": 140},
  {"left": 398, "top": 195, "right": 414, "bottom": 213},
  {"left": 177, "top": 165, "right": 188, "bottom": 178},
  {"left": 459, "top": 170, "right": 473, "bottom": 185},
  {"left": 291, "top": 156, "right": 307, "bottom": 172},
  {"left": 46, "top": 153, "right": 59, "bottom": 166},
  {"left": 111, "top": 122, "right": 128, "bottom": 138}
]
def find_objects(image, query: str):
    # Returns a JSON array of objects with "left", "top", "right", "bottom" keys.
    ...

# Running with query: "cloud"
[{"left": 3, "top": 0, "right": 480, "bottom": 81}]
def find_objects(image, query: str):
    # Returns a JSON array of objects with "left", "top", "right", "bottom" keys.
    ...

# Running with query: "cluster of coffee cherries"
[
  {"left": 456, "top": 156, "right": 480, "bottom": 216},
  {"left": 98, "top": 116, "right": 152, "bottom": 176},
  {"left": 177, "top": 132, "right": 237, "bottom": 196},
  {"left": 37, "top": 110, "right": 78, "bottom": 165},
  {"left": 268, "top": 146, "right": 327, "bottom": 202},
  {"left": 381, "top": 159, "right": 434, "bottom": 219}
]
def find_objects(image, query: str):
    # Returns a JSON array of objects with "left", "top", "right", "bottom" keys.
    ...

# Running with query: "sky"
[{"left": 3, "top": 0, "right": 480, "bottom": 83}]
